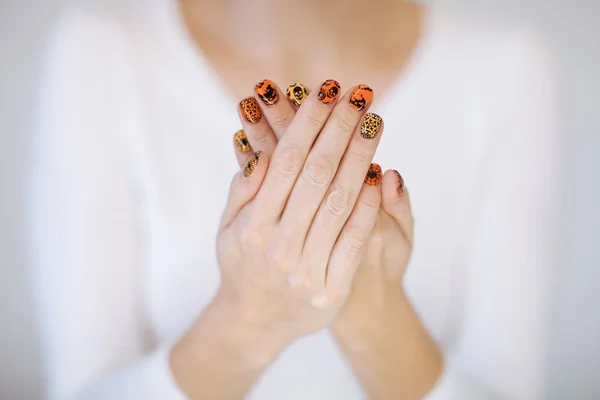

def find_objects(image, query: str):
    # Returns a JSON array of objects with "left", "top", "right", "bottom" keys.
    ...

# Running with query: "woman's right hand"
[{"left": 172, "top": 80, "right": 384, "bottom": 399}]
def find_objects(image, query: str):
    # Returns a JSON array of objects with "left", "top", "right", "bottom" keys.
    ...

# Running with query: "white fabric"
[{"left": 28, "top": 1, "right": 560, "bottom": 399}]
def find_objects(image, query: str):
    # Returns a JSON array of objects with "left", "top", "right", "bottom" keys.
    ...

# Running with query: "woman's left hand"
[{"left": 330, "top": 168, "right": 412, "bottom": 333}]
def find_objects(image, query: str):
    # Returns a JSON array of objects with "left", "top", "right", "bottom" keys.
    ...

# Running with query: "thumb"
[
  {"left": 381, "top": 169, "right": 414, "bottom": 247},
  {"left": 220, "top": 150, "right": 268, "bottom": 230}
]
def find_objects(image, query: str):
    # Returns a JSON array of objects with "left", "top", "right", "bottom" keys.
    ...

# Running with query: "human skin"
[
  {"left": 172, "top": 1, "right": 442, "bottom": 398},
  {"left": 234, "top": 79, "right": 443, "bottom": 399}
]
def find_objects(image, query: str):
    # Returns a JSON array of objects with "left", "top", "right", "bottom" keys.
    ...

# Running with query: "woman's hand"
[
  {"left": 330, "top": 172, "right": 443, "bottom": 400},
  {"left": 172, "top": 79, "right": 384, "bottom": 399}
]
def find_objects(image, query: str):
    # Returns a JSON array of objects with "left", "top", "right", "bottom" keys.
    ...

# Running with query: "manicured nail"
[
  {"left": 361, "top": 113, "right": 382, "bottom": 139},
  {"left": 240, "top": 97, "right": 262, "bottom": 123},
  {"left": 286, "top": 83, "right": 309, "bottom": 107},
  {"left": 317, "top": 79, "right": 341, "bottom": 105},
  {"left": 394, "top": 170, "right": 405, "bottom": 196},
  {"left": 233, "top": 129, "right": 251, "bottom": 152},
  {"left": 365, "top": 163, "right": 382, "bottom": 186},
  {"left": 349, "top": 84, "right": 373, "bottom": 111},
  {"left": 255, "top": 79, "right": 279, "bottom": 106},
  {"left": 243, "top": 150, "right": 262, "bottom": 177}
]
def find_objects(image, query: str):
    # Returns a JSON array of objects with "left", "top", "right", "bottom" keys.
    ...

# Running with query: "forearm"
[
  {"left": 331, "top": 288, "right": 443, "bottom": 400},
  {"left": 171, "top": 291, "right": 290, "bottom": 400}
]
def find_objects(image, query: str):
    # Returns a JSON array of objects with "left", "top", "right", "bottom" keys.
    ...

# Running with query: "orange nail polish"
[
  {"left": 286, "top": 83, "right": 309, "bottom": 107},
  {"left": 349, "top": 84, "right": 373, "bottom": 111},
  {"left": 240, "top": 97, "right": 262, "bottom": 123},
  {"left": 255, "top": 79, "right": 279, "bottom": 106},
  {"left": 394, "top": 170, "right": 405, "bottom": 196},
  {"left": 317, "top": 79, "right": 341, "bottom": 105},
  {"left": 365, "top": 163, "right": 382, "bottom": 186}
]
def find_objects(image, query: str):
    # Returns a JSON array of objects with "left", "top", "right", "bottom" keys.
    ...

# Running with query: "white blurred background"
[{"left": 1, "top": 0, "right": 598, "bottom": 398}]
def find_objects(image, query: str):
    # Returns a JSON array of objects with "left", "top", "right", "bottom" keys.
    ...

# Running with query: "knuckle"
[
  {"left": 334, "top": 116, "right": 355, "bottom": 134},
  {"left": 348, "top": 146, "right": 371, "bottom": 164},
  {"left": 303, "top": 155, "right": 334, "bottom": 190},
  {"left": 273, "top": 146, "right": 304, "bottom": 178},
  {"left": 344, "top": 225, "right": 369, "bottom": 257},
  {"left": 255, "top": 131, "right": 272, "bottom": 146},
  {"left": 325, "top": 186, "right": 351, "bottom": 217},
  {"left": 269, "top": 112, "right": 293, "bottom": 129},
  {"left": 358, "top": 191, "right": 380, "bottom": 210},
  {"left": 239, "top": 225, "right": 266, "bottom": 248},
  {"left": 266, "top": 240, "right": 288, "bottom": 269},
  {"left": 304, "top": 103, "right": 324, "bottom": 129}
]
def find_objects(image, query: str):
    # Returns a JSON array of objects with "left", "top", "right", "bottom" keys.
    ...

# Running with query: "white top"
[{"left": 28, "top": 1, "right": 560, "bottom": 399}]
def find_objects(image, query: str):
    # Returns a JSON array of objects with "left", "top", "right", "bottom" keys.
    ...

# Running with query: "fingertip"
[
  {"left": 243, "top": 150, "right": 268, "bottom": 178},
  {"left": 382, "top": 169, "right": 410, "bottom": 209}
]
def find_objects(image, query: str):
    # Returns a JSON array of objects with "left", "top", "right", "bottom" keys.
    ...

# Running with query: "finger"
[
  {"left": 252, "top": 79, "right": 342, "bottom": 221},
  {"left": 319, "top": 182, "right": 381, "bottom": 306},
  {"left": 254, "top": 79, "right": 298, "bottom": 139},
  {"left": 219, "top": 151, "right": 268, "bottom": 230},
  {"left": 276, "top": 86, "right": 375, "bottom": 255},
  {"left": 238, "top": 96, "right": 278, "bottom": 156},
  {"left": 284, "top": 82, "right": 310, "bottom": 108},
  {"left": 381, "top": 169, "right": 414, "bottom": 247},
  {"left": 233, "top": 129, "right": 253, "bottom": 168},
  {"left": 299, "top": 114, "right": 383, "bottom": 286}
]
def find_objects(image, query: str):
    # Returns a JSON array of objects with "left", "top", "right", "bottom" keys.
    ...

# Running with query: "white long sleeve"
[
  {"left": 424, "top": 28, "right": 560, "bottom": 400},
  {"left": 28, "top": 4, "right": 560, "bottom": 399},
  {"left": 28, "top": 10, "right": 187, "bottom": 399}
]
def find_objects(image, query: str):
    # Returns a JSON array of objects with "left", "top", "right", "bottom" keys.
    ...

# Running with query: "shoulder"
[{"left": 424, "top": 6, "right": 555, "bottom": 84}]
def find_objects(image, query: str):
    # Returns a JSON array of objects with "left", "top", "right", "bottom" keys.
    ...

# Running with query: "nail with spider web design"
[
  {"left": 394, "top": 170, "right": 405, "bottom": 196},
  {"left": 364, "top": 163, "right": 382, "bottom": 186}
]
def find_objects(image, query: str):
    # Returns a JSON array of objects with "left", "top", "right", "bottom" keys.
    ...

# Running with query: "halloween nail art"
[
  {"left": 349, "top": 84, "right": 373, "bottom": 111},
  {"left": 361, "top": 113, "right": 382, "bottom": 139},
  {"left": 244, "top": 150, "right": 262, "bottom": 177},
  {"left": 317, "top": 79, "right": 341, "bottom": 105},
  {"left": 394, "top": 170, "right": 405, "bottom": 196},
  {"left": 365, "top": 163, "right": 382, "bottom": 186},
  {"left": 255, "top": 79, "right": 279, "bottom": 106},
  {"left": 233, "top": 129, "right": 251, "bottom": 152},
  {"left": 240, "top": 97, "right": 262, "bottom": 123},
  {"left": 286, "top": 83, "right": 309, "bottom": 107}
]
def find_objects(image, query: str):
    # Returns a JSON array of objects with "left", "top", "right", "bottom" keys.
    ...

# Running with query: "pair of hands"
[{"left": 218, "top": 79, "right": 414, "bottom": 343}]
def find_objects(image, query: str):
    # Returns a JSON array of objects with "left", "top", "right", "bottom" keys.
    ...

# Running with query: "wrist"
[{"left": 177, "top": 292, "right": 291, "bottom": 370}]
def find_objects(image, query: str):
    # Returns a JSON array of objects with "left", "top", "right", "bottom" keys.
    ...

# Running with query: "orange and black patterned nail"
[
  {"left": 286, "top": 83, "right": 309, "bottom": 107},
  {"left": 394, "top": 170, "right": 405, "bottom": 196},
  {"left": 233, "top": 129, "right": 251, "bottom": 152},
  {"left": 365, "top": 163, "right": 382, "bottom": 186},
  {"left": 317, "top": 79, "right": 341, "bottom": 105},
  {"left": 361, "top": 113, "right": 382, "bottom": 139},
  {"left": 255, "top": 79, "right": 279, "bottom": 106},
  {"left": 240, "top": 97, "right": 262, "bottom": 123},
  {"left": 349, "top": 84, "right": 373, "bottom": 111},
  {"left": 243, "top": 150, "right": 262, "bottom": 177}
]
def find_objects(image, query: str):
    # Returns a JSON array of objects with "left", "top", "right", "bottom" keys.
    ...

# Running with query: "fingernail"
[
  {"left": 365, "top": 163, "right": 382, "bottom": 186},
  {"left": 286, "top": 83, "right": 309, "bottom": 107},
  {"left": 361, "top": 113, "right": 382, "bottom": 139},
  {"left": 243, "top": 150, "right": 262, "bottom": 177},
  {"left": 394, "top": 170, "right": 405, "bottom": 196},
  {"left": 240, "top": 97, "right": 262, "bottom": 123},
  {"left": 255, "top": 79, "right": 279, "bottom": 106},
  {"left": 349, "top": 84, "right": 373, "bottom": 111},
  {"left": 317, "top": 79, "right": 341, "bottom": 105},
  {"left": 233, "top": 129, "right": 251, "bottom": 152}
]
